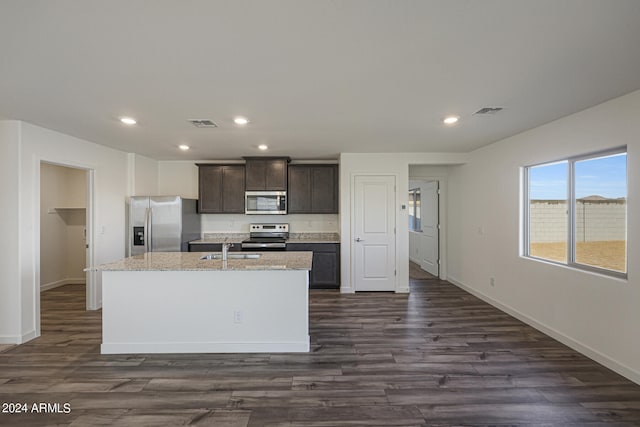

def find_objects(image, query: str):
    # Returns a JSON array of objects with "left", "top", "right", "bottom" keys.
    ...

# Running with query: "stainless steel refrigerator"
[{"left": 127, "top": 196, "right": 200, "bottom": 256}]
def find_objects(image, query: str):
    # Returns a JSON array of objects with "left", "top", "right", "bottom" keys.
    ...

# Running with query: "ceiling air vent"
[
  {"left": 473, "top": 107, "right": 504, "bottom": 115},
  {"left": 188, "top": 119, "right": 218, "bottom": 128}
]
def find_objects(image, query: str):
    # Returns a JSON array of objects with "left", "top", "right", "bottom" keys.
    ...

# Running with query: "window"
[
  {"left": 524, "top": 148, "right": 627, "bottom": 277},
  {"left": 409, "top": 188, "right": 421, "bottom": 231}
]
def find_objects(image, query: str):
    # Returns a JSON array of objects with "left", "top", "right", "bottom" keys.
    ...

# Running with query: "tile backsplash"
[{"left": 200, "top": 214, "right": 339, "bottom": 234}]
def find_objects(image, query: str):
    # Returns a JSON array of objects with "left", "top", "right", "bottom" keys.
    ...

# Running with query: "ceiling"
[{"left": 1, "top": 1, "right": 640, "bottom": 160}]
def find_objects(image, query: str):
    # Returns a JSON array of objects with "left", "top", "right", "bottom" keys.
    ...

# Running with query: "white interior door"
[
  {"left": 353, "top": 175, "right": 396, "bottom": 291},
  {"left": 420, "top": 181, "right": 439, "bottom": 276}
]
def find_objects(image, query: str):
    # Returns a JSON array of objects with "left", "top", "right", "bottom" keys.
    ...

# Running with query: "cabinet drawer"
[{"left": 287, "top": 243, "right": 338, "bottom": 252}]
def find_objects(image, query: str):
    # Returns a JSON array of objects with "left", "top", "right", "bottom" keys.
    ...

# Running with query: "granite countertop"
[
  {"left": 287, "top": 233, "right": 340, "bottom": 243},
  {"left": 189, "top": 232, "right": 340, "bottom": 244},
  {"left": 188, "top": 233, "right": 249, "bottom": 244},
  {"left": 93, "top": 251, "right": 313, "bottom": 271}
]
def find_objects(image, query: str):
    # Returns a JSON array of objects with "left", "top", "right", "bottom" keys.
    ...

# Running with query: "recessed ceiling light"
[
  {"left": 178, "top": 144, "right": 190, "bottom": 151},
  {"left": 258, "top": 144, "right": 268, "bottom": 150},
  {"left": 234, "top": 116, "right": 249, "bottom": 125},
  {"left": 120, "top": 117, "right": 137, "bottom": 125},
  {"left": 443, "top": 116, "right": 459, "bottom": 125}
]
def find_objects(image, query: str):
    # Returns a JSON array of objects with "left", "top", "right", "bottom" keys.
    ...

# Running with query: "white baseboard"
[
  {"left": 0, "top": 329, "right": 38, "bottom": 344},
  {"left": 409, "top": 256, "right": 420, "bottom": 264},
  {"left": 447, "top": 275, "right": 640, "bottom": 386},
  {"left": 21, "top": 329, "right": 37, "bottom": 343},
  {"left": 41, "top": 278, "right": 85, "bottom": 291},
  {"left": 0, "top": 335, "right": 19, "bottom": 344},
  {"left": 101, "top": 339, "right": 310, "bottom": 354}
]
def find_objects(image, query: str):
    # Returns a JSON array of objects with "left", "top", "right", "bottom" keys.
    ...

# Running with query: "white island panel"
[{"left": 101, "top": 269, "right": 309, "bottom": 354}]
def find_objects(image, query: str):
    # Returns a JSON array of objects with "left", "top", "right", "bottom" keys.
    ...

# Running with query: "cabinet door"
[
  {"left": 245, "top": 158, "right": 288, "bottom": 191},
  {"left": 198, "top": 166, "right": 222, "bottom": 213},
  {"left": 265, "top": 158, "right": 287, "bottom": 190},
  {"left": 311, "top": 165, "right": 338, "bottom": 213},
  {"left": 286, "top": 243, "right": 340, "bottom": 289},
  {"left": 198, "top": 165, "right": 245, "bottom": 213},
  {"left": 222, "top": 166, "right": 245, "bottom": 213},
  {"left": 287, "top": 166, "right": 311, "bottom": 213},
  {"left": 311, "top": 251, "right": 339, "bottom": 288},
  {"left": 245, "top": 159, "right": 266, "bottom": 190}
]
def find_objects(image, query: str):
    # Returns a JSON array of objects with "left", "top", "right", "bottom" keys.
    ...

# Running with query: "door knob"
[{"left": 355, "top": 237, "right": 364, "bottom": 242}]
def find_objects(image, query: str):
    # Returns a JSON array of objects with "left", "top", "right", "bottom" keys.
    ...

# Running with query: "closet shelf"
[{"left": 47, "top": 207, "right": 86, "bottom": 214}]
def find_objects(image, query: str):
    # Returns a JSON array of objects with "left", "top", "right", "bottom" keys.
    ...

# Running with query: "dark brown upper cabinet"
[
  {"left": 196, "top": 164, "right": 245, "bottom": 213},
  {"left": 244, "top": 157, "right": 289, "bottom": 191},
  {"left": 288, "top": 164, "right": 339, "bottom": 214}
]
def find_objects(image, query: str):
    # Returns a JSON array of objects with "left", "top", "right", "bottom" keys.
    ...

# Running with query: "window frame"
[{"left": 523, "top": 146, "right": 627, "bottom": 279}]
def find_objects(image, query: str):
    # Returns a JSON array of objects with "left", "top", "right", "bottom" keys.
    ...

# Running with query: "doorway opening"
[
  {"left": 39, "top": 162, "right": 93, "bottom": 337},
  {"left": 408, "top": 177, "right": 440, "bottom": 280}
]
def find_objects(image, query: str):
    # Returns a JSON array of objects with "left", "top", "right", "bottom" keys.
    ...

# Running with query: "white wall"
[
  {"left": 409, "top": 164, "right": 451, "bottom": 178},
  {"left": 0, "top": 121, "right": 21, "bottom": 343},
  {"left": 447, "top": 89, "right": 640, "bottom": 383},
  {"left": 158, "top": 161, "right": 199, "bottom": 198},
  {"left": 3, "top": 121, "right": 129, "bottom": 343},
  {"left": 128, "top": 153, "right": 159, "bottom": 196},
  {"left": 339, "top": 153, "right": 466, "bottom": 293},
  {"left": 40, "top": 163, "right": 87, "bottom": 289}
]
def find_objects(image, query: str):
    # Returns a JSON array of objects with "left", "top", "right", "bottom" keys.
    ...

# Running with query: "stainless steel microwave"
[{"left": 245, "top": 191, "right": 287, "bottom": 215}]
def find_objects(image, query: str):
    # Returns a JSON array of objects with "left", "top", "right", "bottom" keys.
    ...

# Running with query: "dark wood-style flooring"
[{"left": 2, "top": 265, "right": 640, "bottom": 426}]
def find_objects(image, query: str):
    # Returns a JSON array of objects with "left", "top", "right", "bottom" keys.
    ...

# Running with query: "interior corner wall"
[
  {"left": 446, "top": 89, "right": 640, "bottom": 384},
  {"left": 17, "top": 122, "right": 129, "bottom": 343},
  {"left": 338, "top": 152, "right": 467, "bottom": 294},
  {"left": 158, "top": 161, "right": 198, "bottom": 198},
  {"left": 0, "top": 120, "right": 21, "bottom": 343}
]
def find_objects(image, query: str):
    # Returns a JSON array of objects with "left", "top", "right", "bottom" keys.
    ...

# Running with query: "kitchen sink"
[{"left": 200, "top": 253, "right": 262, "bottom": 260}]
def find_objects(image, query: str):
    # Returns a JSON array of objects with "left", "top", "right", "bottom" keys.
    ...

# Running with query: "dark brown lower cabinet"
[{"left": 286, "top": 243, "right": 340, "bottom": 289}]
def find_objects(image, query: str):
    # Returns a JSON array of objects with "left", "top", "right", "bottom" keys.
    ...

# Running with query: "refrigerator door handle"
[
  {"left": 144, "top": 207, "right": 151, "bottom": 253},
  {"left": 148, "top": 208, "right": 153, "bottom": 252}
]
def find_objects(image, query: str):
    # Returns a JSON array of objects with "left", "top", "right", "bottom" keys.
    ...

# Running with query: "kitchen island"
[{"left": 95, "top": 251, "right": 312, "bottom": 354}]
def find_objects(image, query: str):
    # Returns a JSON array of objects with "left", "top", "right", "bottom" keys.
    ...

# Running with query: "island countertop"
[{"left": 94, "top": 251, "right": 313, "bottom": 271}]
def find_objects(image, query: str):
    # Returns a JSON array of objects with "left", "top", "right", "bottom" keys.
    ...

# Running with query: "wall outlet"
[
  {"left": 233, "top": 310, "right": 243, "bottom": 323},
  {"left": 490, "top": 277, "right": 495, "bottom": 287}
]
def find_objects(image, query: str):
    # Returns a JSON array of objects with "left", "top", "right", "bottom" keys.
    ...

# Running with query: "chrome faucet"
[{"left": 221, "top": 242, "right": 233, "bottom": 261}]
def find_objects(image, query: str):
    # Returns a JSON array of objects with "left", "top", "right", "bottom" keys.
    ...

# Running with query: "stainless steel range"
[{"left": 241, "top": 223, "right": 289, "bottom": 251}]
